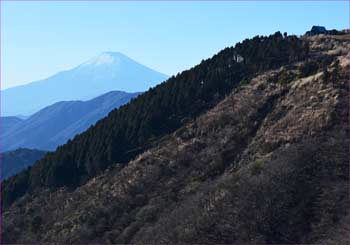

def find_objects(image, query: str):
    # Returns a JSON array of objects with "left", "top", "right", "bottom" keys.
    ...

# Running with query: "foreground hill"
[
  {"left": 2, "top": 91, "right": 140, "bottom": 152},
  {"left": 2, "top": 32, "right": 310, "bottom": 207},
  {"left": 1, "top": 148, "right": 47, "bottom": 180},
  {"left": 2, "top": 33, "right": 349, "bottom": 243},
  {"left": 2, "top": 52, "right": 167, "bottom": 116}
]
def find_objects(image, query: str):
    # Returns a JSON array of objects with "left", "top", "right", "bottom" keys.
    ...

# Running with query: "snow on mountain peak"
[
  {"left": 2, "top": 50, "right": 168, "bottom": 116},
  {"left": 81, "top": 52, "right": 125, "bottom": 67},
  {"left": 84, "top": 53, "right": 114, "bottom": 66}
]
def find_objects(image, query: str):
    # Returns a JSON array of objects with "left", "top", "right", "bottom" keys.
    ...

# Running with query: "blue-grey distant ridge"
[{"left": 1, "top": 90, "right": 140, "bottom": 151}]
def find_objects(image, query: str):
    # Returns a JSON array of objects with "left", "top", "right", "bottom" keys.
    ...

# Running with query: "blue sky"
[{"left": 1, "top": 1, "right": 348, "bottom": 89}]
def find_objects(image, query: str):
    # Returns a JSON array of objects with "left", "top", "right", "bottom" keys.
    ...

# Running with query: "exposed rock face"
[{"left": 2, "top": 35, "right": 350, "bottom": 244}]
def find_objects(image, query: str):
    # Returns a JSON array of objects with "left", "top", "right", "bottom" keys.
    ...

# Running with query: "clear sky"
[{"left": 1, "top": 1, "right": 348, "bottom": 89}]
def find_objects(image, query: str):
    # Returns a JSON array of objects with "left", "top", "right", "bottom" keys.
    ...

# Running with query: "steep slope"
[
  {"left": 2, "top": 32, "right": 310, "bottom": 207},
  {"left": 1, "top": 116, "right": 23, "bottom": 132},
  {"left": 2, "top": 52, "right": 167, "bottom": 116},
  {"left": 2, "top": 34, "right": 349, "bottom": 244},
  {"left": 2, "top": 91, "right": 140, "bottom": 151},
  {"left": 1, "top": 148, "right": 47, "bottom": 180}
]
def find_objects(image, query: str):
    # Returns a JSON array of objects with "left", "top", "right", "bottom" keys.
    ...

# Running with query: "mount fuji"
[{"left": 1, "top": 52, "right": 168, "bottom": 116}]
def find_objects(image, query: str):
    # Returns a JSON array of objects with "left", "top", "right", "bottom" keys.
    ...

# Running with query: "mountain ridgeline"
[
  {"left": 1, "top": 116, "right": 23, "bottom": 132},
  {"left": 1, "top": 91, "right": 140, "bottom": 152},
  {"left": 2, "top": 32, "right": 310, "bottom": 206},
  {"left": 1, "top": 52, "right": 167, "bottom": 116}
]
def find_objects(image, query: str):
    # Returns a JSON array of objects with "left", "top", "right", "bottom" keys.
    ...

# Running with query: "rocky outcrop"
[{"left": 305, "top": 26, "right": 347, "bottom": 36}]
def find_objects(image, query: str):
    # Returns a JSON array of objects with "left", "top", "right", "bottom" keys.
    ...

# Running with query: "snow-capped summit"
[
  {"left": 1, "top": 52, "right": 168, "bottom": 116},
  {"left": 80, "top": 52, "right": 131, "bottom": 67},
  {"left": 81, "top": 52, "right": 116, "bottom": 66}
]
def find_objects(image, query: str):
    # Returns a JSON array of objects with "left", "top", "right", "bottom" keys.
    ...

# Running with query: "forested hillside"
[
  {"left": 2, "top": 33, "right": 349, "bottom": 244},
  {"left": 2, "top": 32, "right": 310, "bottom": 206}
]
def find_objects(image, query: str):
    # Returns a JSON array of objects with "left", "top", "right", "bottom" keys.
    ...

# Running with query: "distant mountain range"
[
  {"left": 1, "top": 148, "right": 47, "bottom": 180},
  {"left": 2, "top": 52, "right": 168, "bottom": 116},
  {"left": 2, "top": 116, "right": 23, "bottom": 132},
  {"left": 1, "top": 91, "right": 140, "bottom": 151}
]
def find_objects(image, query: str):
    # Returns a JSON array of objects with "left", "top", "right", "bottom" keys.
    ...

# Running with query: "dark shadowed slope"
[
  {"left": 1, "top": 148, "right": 47, "bottom": 180},
  {"left": 1, "top": 52, "right": 167, "bottom": 116},
  {"left": 2, "top": 91, "right": 140, "bottom": 152}
]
